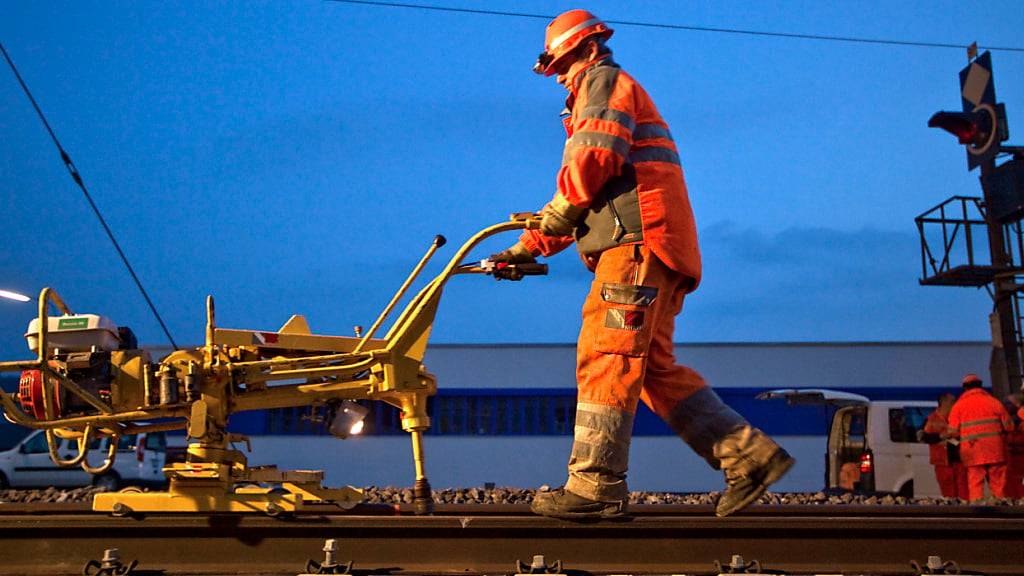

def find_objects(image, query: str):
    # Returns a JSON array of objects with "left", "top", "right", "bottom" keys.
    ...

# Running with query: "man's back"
[{"left": 950, "top": 388, "right": 1011, "bottom": 466}]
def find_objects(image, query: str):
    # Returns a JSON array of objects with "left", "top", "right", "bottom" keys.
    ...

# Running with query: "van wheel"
[
  {"left": 898, "top": 481, "right": 914, "bottom": 498},
  {"left": 93, "top": 473, "right": 121, "bottom": 492},
  {"left": 0, "top": 472, "right": 8, "bottom": 490}
]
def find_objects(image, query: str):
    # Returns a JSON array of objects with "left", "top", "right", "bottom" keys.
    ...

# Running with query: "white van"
[
  {"left": 0, "top": 429, "right": 167, "bottom": 491},
  {"left": 759, "top": 389, "right": 940, "bottom": 497}
]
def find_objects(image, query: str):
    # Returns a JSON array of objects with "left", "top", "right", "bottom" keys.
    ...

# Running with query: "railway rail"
[{"left": 1, "top": 502, "right": 1022, "bottom": 575}]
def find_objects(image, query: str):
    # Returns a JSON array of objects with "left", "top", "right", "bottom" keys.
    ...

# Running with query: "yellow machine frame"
[{"left": 0, "top": 216, "right": 540, "bottom": 515}]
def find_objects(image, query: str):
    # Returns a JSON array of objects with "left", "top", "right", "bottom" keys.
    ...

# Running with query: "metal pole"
[
  {"left": 981, "top": 158, "right": 1023, "bottom": 398},
  {"left": 410, "top": 429, "right": 433, "bottom": 515}
]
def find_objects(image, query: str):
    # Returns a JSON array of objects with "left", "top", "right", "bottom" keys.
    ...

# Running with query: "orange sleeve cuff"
[{"left": 519, "top": 229, "right": 573, "bottom": 257}]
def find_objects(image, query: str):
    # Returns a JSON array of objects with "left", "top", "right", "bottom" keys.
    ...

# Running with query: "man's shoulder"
[
  {"left": 579, "top": 62, "right": 623, "bottom": 105},
  {"left": 583, "top": 61, "right": 622, "bottom": 85}
]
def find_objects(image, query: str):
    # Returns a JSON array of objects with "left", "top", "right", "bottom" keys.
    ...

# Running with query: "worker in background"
[
  {"left": 945, "top": 374, "right": 1013, "bottom": 501},
  {"left": 921, "top": 392, "right": 967, "bottom": 499},
  {"left": 491, "top": 9, "right": 793, "bottom": 519},
  {"left": 1004, "top": 392, "right": 1024, "bottom": 498}
]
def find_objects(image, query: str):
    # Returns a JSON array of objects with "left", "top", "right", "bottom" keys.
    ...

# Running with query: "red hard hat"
[
  {"left": 962, "top": 373, "right": 983, "bottom": 386},
  {"left": 533, "top": 9, "right": 614, "bottom": 76}
]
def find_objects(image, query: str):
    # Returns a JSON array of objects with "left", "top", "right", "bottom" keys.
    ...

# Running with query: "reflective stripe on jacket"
[
  {"left": 948, "top": 388, "right": 1013, "bottom": 466},
  {"left": 520, "top": 57, "right": 701, "bottom": 290}
]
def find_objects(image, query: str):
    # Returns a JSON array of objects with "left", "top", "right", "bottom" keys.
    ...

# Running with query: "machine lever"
[{"left": 472, "top": 260, "right": 548, "bottom": 281}]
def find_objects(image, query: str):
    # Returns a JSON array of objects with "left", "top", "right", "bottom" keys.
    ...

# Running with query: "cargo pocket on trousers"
[{"left": 594, "top": 283, "right": 658, "bottom": 357}]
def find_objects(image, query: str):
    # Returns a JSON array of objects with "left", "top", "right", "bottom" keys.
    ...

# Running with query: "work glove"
[
  {"left": 489, "top": 242, "right": 536, "bottom": 264},
  {"left": 539, "top": 197, "right": 584, "bottom": 237}
]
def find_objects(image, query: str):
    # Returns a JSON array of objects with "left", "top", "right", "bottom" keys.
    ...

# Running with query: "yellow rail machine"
[{"left": 0, "top": 216, "right": 544, "bottom": 515}]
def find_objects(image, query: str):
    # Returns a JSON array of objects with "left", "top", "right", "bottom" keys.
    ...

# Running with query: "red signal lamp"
[
  {"left": 929, "top": 104, "right": 1003, "bottom": 166},
  {"left": 928, "top": 111, "right": 982, "bottom": 144}
]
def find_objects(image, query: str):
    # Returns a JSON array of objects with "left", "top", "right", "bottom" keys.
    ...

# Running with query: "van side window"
[
  {"left": 144, "top": 433, "right": 166, "bottom": 451},
  {"left": 889, "top": 407, "right": 930, "bottom": 443}
]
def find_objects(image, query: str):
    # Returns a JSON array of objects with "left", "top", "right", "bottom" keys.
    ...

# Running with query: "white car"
[
  {"left": 758, "top": 389, "right": 940, "bottom": 497},
  {"left": 0, "top": 428, "right": 167, "bottom": 491}
]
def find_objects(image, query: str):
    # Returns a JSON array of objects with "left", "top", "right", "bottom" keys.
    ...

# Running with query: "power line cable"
[
  {"left": 327, "top": 0, "right": 1024, "bottom": 54},
  {"left": 0, "top": 41, "right": 180, "bottom": 350}
]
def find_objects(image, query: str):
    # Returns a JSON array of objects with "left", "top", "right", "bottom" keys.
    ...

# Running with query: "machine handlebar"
[
  {"left": 460, "top": 259, "right": 549, "bottom": 281},
  {"left": 509, "top": 212, "right": 543, "bottom": 229}
]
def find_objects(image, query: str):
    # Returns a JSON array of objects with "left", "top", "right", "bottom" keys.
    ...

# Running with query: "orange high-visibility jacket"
[
  {"left": 924, "top": 410, "right": 953, "bottom": 466},
  {"left": 948, "top": 388, "right": 1013, "bottom": 466},
  {"left": 520, "top": 57, "right": 701, "bottom": 289}
]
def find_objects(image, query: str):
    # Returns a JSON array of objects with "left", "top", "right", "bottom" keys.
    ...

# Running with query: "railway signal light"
[
  {"left": 928, "top": 107, "right": 995, "bottom": 146},
  {"left": 928, "top": 50, "right": 1009, "bottom": 170}
]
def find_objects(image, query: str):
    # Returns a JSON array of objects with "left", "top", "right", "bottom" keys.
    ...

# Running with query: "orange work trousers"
[
  {"left": 934, "top": 463, "right": 968, "bottom": 499},
  {"left": 576, "top": 243, "right": 706, "bottom": 417},
  {"left": 567, "top": 244, "right": 716, "bottom": 501},
  {"left": 966, "top": 462, "right": 1007, "bottom": 501}
]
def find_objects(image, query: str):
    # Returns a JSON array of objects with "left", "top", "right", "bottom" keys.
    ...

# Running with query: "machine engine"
[{"left": 17, "top": 314, "right": 141, "bottom": 420}]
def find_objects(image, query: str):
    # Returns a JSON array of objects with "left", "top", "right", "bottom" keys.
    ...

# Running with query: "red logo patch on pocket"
[{"left": 605, "top": 309, "right": 645, "bottom": 331}]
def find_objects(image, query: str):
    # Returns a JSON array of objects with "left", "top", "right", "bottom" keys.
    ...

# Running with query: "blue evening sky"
[{"left": 2, "top": 1, "right": 1023, "bottom": 358}]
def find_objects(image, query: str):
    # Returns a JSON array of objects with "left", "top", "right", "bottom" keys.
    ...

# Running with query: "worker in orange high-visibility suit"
[
  {"left": 945, "top": 374, "right": 1013, "bottom": 501},
  {"left": 922, "top": 392, "right": 968, "bottom": 499},
  {"left": 491, "top": 9, "right": 793, "bottom": 519}
]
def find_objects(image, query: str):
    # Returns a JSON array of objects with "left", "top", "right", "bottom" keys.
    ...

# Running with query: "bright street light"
[{"left": 0, "top": 290, "right": 31, "bottom": 303}]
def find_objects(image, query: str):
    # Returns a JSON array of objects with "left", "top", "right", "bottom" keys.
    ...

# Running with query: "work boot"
[
  {"left": 713, "top": 425, "right": 794, "bottom": 517},
  {"left": 716, "top": 447, "right": 795, "bottom": 517},
  {"left": 530, "top": 487, "right": 628, "bottom": 519}
]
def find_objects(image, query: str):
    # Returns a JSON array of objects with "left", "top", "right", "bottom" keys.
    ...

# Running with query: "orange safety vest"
[
  {"left": 948, "top": 388, "right": 1013, "bottom": 466},
  {"left": 520, "top": 57, "right": 701, "bottom": 289}
]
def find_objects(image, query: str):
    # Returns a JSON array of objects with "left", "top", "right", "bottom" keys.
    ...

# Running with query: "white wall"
[
  {"left": 246, "top": 434, "right": 825, "bottom": 493},
  {"left": 424, "top": 341, "right": 991, "bottom": 390}
]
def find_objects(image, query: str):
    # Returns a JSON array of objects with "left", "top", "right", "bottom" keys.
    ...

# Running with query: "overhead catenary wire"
[
  {"left": 0, "top": 41, "right": 179, "bottom": 350},
  {"left": 327, "top": 0, "right": 1024, "bottom": 54}
]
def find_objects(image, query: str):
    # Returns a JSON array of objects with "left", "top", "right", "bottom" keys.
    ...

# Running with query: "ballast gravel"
[
  {"left": 2, "top": 485, "right": 1020, "bottom": 506},
  {"left": 361, "top": 485, "right": 1015, "bottom": 507}
]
